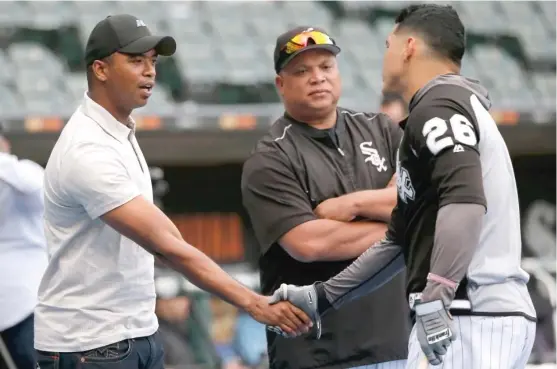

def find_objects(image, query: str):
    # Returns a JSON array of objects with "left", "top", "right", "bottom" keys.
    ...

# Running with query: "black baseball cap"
[
  {"left": 85, "top": 14, "right": 177, "bottom": 66},
  {"left": 274, "top": 26, "right": 341, "bottom": 74}
]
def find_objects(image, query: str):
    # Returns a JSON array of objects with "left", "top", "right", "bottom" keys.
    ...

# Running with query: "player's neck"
[
  {"left": 404, "top": 61, "right": 459, "bottom": 104},
  {"left": 287, "top": 108, "right": 337, "bottom": 130},
  {"left": 88, "top": 89, "right": 133, "bottom": 125}
]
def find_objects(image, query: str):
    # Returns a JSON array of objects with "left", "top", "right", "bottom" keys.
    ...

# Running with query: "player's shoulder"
[
  {"left": 248, "top": 115, "right": 291, "bottom": 156},
  {"left": 243, "top": 117, "right": 292, "bottom": 173},
  {"left": 410, "top": 75, "right": 492, "bottom": 122},
  {"left": 337, "top": 107, "right": 399, "bottom": 142},
  {"left": 337, "top": 106, "right": 393, "bottom": 127}
]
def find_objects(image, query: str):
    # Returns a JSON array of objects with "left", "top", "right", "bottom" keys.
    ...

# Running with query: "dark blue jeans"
[
  {"left": 1, "top": 313, "right": 36, "bottom": 369},
  {"left": 36, "top": 332, "right": 164, "bottom": 369}
]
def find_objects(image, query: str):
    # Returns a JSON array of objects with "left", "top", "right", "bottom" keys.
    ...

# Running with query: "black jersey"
[{"left": 392, "top": 75, "right": 488, "bottom": 302}]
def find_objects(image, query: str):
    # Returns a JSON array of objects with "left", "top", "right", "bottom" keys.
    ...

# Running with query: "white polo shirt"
[{"left": 35, "top": 92, "right": 158, "bottom": 352}]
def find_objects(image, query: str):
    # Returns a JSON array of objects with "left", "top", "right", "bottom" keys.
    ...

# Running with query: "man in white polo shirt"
[
  {"left": 0, "top": 125, "right": 48, "bottom": 369},
  {"left": 35, "top": 14, "right": 311, "bottom": 369}
]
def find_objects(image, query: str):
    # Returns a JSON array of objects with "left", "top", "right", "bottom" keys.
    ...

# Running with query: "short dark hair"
[{"left": 395, "top": 4, "right": 465, "bottom": 66}]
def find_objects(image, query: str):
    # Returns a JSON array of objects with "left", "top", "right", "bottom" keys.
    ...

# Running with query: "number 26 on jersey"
[{"left": 422, "top": 114, "right": 478, "bottom": 155}]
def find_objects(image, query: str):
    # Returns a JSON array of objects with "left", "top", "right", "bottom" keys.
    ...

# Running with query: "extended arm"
[
  {"left": 65, "top": 144, "right": 312, "bottom": 335},
  {"left": 319, "top": 235, "right": 404, "bottom": 312}
]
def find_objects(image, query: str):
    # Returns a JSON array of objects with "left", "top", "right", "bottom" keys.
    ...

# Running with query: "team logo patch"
[
  {"left": 359, "top": 141, "right": 387, "bottom": 172},
  {"left": 396, "top": 149, "right": 415, "bottom": 203}
]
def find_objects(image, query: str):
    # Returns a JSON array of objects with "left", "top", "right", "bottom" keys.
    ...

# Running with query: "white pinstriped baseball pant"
[
  {"left": 405, "top": 315, "right": 536, "bottom": 369},
  {"left": 351, "top": 360, "right": 408, "bottom": 369}
]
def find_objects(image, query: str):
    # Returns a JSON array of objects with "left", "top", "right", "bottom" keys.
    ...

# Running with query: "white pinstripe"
[
  {"left": 351, "top": 359, "right": 407, "bottom": 369},
  {"left": 405, "top": 316, "right": 536, "bottom": 369}
]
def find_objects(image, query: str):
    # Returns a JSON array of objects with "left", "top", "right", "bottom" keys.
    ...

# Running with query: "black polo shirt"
[{"left": 241, "top": 108, "right": 410, "bottom": 369}]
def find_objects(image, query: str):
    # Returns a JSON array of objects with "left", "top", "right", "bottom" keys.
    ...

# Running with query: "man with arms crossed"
[
  {"left": 242, "top": 27, "right": 410, "bottom": 369},
  {"left": 35, "top": 15, "right": 311, "bottom": 369},
  {"left": 270, "top": 5, "right": 537, "bottom": 369}
]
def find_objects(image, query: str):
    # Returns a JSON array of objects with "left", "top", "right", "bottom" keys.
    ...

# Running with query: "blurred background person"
[
  {"left": 0, "top": 124, "right": 48, "bottom": 369},
  {"left": 379, "top": 92, "right": 408, "bottom": 125}
]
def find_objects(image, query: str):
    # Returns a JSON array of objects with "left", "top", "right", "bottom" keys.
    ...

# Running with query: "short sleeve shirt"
[{"left": 35, "top": 93, "right": 158, "bottom": 352}]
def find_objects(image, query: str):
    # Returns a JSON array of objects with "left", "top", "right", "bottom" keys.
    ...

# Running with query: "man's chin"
[{"left": 307, "top": 98, "right": 336, "bottom": 111}]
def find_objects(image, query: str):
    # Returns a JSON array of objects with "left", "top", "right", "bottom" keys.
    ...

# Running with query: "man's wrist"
[
  {"left": 421, "top": 279, "right": 457, "bottom": 308},
  {"left": 414, "top": 299, "right": 444, "bottom": 315},
  {"left": 314, "top": 282, "right": 332, "bottom": 315},
  {"left": 344, "top": 192, "right": 363, "bottom": 217},
  {"left": 241, "top": 291, "right": 264, "bottom": 316}
]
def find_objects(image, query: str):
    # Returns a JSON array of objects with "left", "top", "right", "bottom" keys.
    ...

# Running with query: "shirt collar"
[
  {"left": 284, "top": 108, "right": 345, "bottom": 138},
  {"left": 399, "top": 116, "right": 408, "bottom": 130},
  {"left": 81, "top": 92, "right": 136, "bottom": 143}
]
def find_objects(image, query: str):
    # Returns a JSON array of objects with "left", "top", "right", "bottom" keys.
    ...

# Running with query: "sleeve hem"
[
  {"left": 439, "top": 196, "right": 487, "bottom": 211},
  {"left": 261, "top": 214, "right": 318, "bottom": 255},
  {"left": 87, "top": 191, "right": 142, "bottom": 220}
]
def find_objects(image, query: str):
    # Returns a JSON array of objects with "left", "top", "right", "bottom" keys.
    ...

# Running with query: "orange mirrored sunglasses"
[{"left": 281, "top": 30, "right": 336, "bottom": 55}]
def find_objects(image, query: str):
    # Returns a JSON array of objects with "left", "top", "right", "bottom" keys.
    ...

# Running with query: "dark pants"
[
  {"left": 36, "top": 332, "right": 164, "bottom": 369},
  {"left": 0, "top": 313, "right": 36, "bottom": 369}
]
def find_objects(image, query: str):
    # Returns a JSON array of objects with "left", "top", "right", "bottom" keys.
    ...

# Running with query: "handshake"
[{"left": 266, "top": 283, "right": 323, "bottom": 339}]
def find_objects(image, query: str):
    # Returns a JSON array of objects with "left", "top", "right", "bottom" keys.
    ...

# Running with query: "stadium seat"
[
  {"left": 0, "top": 2, "right": 32, "bottom": 27},
  {"left": 28, "top": 1, "right": 77, "bottom": 29},
  {"left": 0, "top": 51, "right": 13, "bottom": 84},
  {"left": 531, "top": 72, "right": 557, "bottom": 111},
  {"left": 280, "top": 1, "right": 333, "bottom": 27},
  {"left": 0, "top": 84, "right": 25, "bottom": 119},
  {"left": 0, "top": 1, "right": 553, "bottom": 115},
  {"left": 64, "top": 74, "right": 88, "bottom": 104}
]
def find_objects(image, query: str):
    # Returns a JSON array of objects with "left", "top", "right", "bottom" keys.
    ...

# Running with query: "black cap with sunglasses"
[
  {"left": 273, "top": 26, "right": 341, "bottom": 74},
  {"left": 85, "top": 14, "right": 177, "bottom": 66}
]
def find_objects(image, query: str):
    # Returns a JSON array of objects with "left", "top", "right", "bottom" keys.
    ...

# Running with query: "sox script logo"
[{"left": 359, "top": 142, "right": 387, "bottom": 172}]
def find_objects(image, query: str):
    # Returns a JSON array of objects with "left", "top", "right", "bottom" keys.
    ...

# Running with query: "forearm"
[
  {"left": 308, "top": 220, "right": 388, "bottom": 261},
  {"left": 151, "top": 230, "right": 258, "bottom": 311},
  {"left": 421, "top": 203, "right": 485, "bottom": 306},
  {"left": 318, "top": 239, "right": 405, "bottom": 313},
  {"left": 349, "top": 187, "right": 397, "bottom": 222}
]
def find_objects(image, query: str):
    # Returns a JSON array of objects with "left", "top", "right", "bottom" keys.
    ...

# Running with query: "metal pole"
[{"left": 0, "top": 336, "right": 18, "bottom": 369}]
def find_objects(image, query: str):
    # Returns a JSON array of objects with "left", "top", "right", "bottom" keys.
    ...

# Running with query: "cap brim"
[
  {"left": 280, "top": 44, "right": 341, "bottom": 72},
  {"left": 119, "top": 35, "right": 177, "bottom": 57}
]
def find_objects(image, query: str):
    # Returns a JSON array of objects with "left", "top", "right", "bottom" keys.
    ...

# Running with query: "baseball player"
[
  {"left": 35, "top": 14, "right": 311, "bottom": 369},
  {"left": 269, "top": 4, "right": 537, "bottom": 368}
]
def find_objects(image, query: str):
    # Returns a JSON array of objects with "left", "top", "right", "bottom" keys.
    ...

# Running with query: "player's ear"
[
  {"left": 275, "top": 74, "right": 285, "bottom": 97},
  {"left": 92, "top": 59, "right": 109, "bottom": 83},
  {"left": 403, "top": 37, "right": 417, "bottom": 61}
]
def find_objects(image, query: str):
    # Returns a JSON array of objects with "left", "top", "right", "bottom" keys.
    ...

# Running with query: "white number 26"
[{"left": 422, "top": 114, "right": 477, "bottom": 155}]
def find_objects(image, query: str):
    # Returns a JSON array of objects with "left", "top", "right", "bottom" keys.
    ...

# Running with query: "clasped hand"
[{"left": 266, "top": 283, "right": 322, "bottom": 339}]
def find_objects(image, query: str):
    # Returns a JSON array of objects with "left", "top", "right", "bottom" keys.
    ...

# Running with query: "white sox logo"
[
  {"left": 359, "top": 142, "right": 387, "bottom": 172},
  {"left": 396, "top": 148, "right": 415, "bottom": 203}
]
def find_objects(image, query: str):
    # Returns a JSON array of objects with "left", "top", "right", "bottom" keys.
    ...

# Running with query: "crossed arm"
[{"left": 241, "top": 150, "right": 398, "bottom": 264}]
